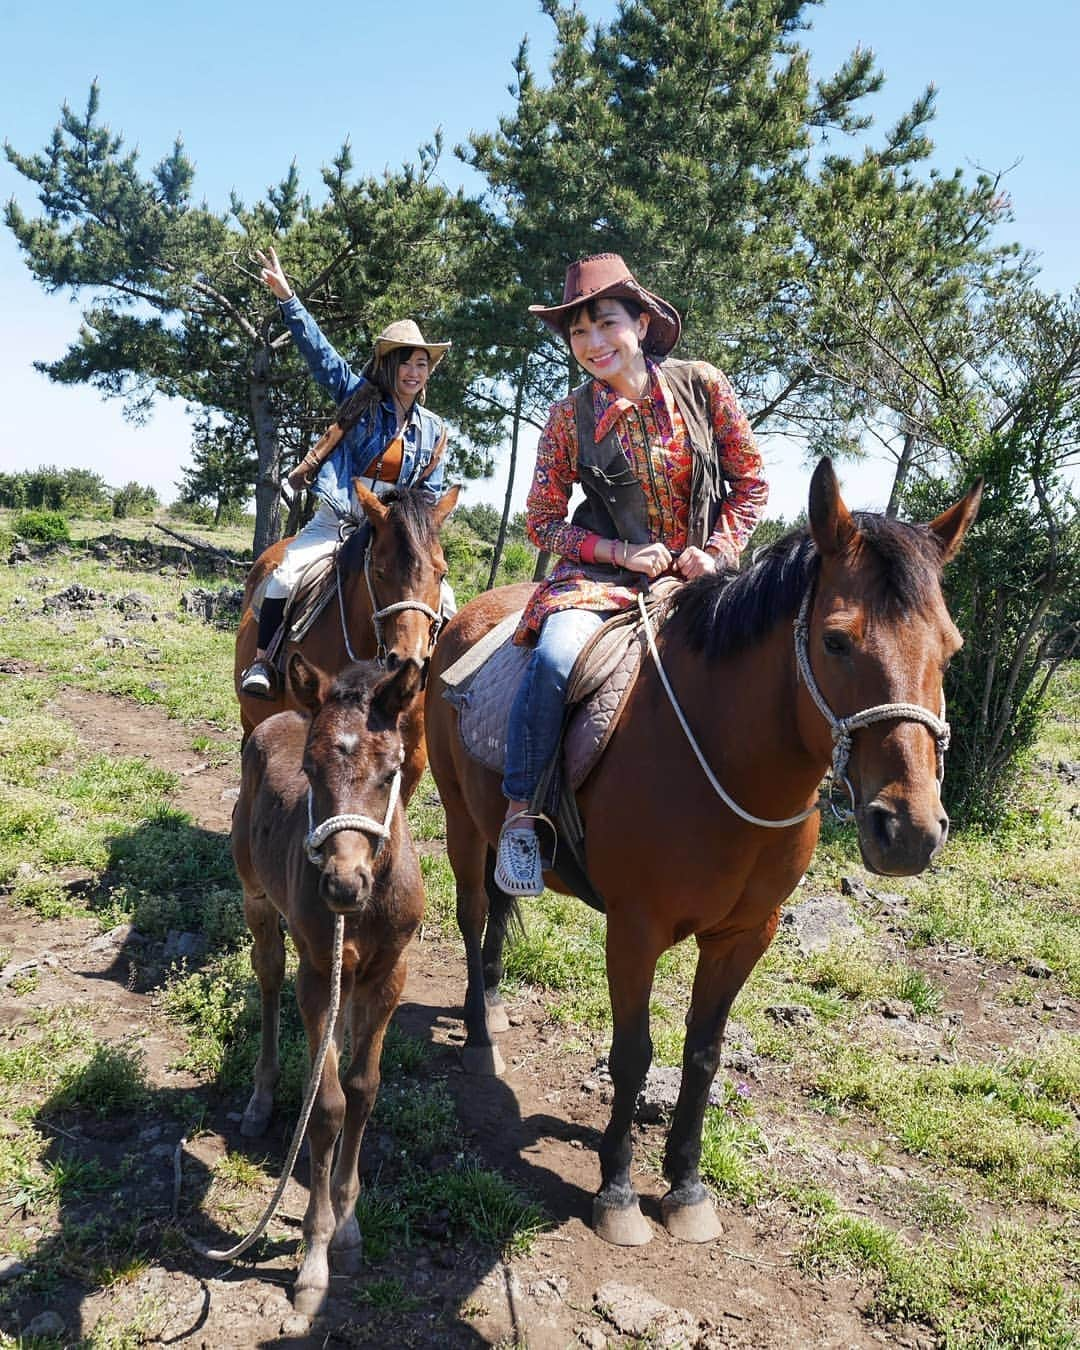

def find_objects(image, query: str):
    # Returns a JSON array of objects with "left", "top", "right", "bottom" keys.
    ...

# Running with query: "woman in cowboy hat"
[
  {"left": 495, "top": 252, "right": 768, "bottom": 896},
  {"left": 241, "top": 246, "right": 453, "bottom": 697}
]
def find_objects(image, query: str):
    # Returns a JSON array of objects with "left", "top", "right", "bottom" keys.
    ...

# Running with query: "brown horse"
[
  {"left": 231, "top": 653, "right": 425, "bottom": 1315},
  {"left": 425, "top": 459, "right": 981, "bottom": 1247},
  {"left": 235, "top": 482, "right": 459, "bottom": 798}
]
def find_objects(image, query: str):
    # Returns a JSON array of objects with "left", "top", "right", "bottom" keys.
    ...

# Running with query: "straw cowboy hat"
[
  {"left": 371, "top": 319, "right": 451, "bottom": 369},
  {"left": 528, "top": 252, "right": 682, "bottom": 357}
]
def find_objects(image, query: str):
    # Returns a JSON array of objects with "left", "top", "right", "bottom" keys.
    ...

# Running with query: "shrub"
[
  {"left": 111, "top": 481, "right": 159, "bottom": 518},
  {"left": 13, "top": 509, "right": 70, "bottom": 543}
]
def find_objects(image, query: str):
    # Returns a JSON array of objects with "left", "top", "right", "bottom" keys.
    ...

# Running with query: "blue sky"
[{"left": 1, "top": 0, "right": 1076, "bottom": 522}]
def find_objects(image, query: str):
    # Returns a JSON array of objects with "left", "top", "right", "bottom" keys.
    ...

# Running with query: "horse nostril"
[
  {"left": 869, "top": 804, "right": 900, "bottom": 854},
  {"left": 318, "top": 868, "right": 371, "bottom": 909},
  {"left": 385, "top": 651, "right": 401, "bottom": 671}
]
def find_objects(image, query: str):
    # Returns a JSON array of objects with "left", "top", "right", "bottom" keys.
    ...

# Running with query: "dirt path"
[{"left": 0, "top": 687, "right": 947, "bottom": 1348}]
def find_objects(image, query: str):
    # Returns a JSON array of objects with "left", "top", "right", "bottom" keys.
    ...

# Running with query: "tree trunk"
[
  {"left": 488, "top": 353, "right": 530, "bottom": 590},
  {"left": 886, "top": 432, "right": 917, "bottom": 517},
  {"left": 249, "top": 345, "right": 282, "bottom": 557}
]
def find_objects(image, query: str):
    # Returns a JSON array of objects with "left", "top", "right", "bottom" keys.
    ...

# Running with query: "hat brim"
[
  {"left": 529, "top": 280, "right": 681, "bottom": 357},
  {"left": 373, "top": 338, "right": 451, "bottom": 369}
]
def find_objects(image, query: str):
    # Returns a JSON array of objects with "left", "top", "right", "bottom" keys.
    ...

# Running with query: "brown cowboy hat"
[
  {"left": 528, "top": 252, "right": 682, "bottom": 357},
  {"left": 372, "top": 318, "right": 451, "bottom": 369}
]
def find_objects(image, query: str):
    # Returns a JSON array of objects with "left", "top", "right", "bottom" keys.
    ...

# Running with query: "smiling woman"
[
  {"left": 494, "top": 251, "right": 768, "bottom": 896},
  {"left": 238, "top": 247, "right": 455, "bottom": 700}
]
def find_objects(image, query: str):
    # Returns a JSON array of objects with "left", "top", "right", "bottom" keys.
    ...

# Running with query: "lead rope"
[
  {"left": 176, "top": 770, "right": 401, "bottom": 1261},
  {"left": 637, "top": 589, "right": 950, "bottom": 829}
]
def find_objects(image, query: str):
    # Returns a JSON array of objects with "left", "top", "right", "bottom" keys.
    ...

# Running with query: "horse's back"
[{"left": 429, "top": 582, "right": 534, "bottom": 680}]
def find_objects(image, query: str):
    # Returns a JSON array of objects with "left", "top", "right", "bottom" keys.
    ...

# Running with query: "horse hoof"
[
  {"left": 462, "top": 1043, "right": 505, "bottom": 1076},
  {"left": 485, "top": 1001, "right": 510, "bottom": 1035},
  {"left": 240, "top": 1104, "right": 271, "bottom": 1138},
  {"left": 661, "top": 1193, "right": 722, "bottom": 1243},
  {"left": 592, "top": 1197, "right": 653, "bottom": 1246}
]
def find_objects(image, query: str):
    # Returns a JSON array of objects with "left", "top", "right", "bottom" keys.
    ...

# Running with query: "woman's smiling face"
[
  {"left": 567, "top": 297, "right": 651, "bottom": 392},
  {"left": 393, "top": 348, "right": 431, "bottom": 405}
]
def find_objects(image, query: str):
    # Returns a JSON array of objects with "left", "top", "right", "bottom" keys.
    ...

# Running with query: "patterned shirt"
[{"left": 516, "top": 359, "right": 767, "bottom": 642}]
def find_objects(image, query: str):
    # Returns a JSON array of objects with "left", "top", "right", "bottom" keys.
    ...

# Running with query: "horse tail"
[{"left": 483, "top": 848, "right": 526, "bottom": 945}]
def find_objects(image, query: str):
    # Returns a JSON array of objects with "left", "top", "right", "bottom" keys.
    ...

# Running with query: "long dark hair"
[{"left": 335, "top": 346, "right": 428, "bottom": 434}]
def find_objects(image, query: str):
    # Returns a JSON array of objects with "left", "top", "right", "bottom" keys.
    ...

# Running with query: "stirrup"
[
  {"left": 494, "top": 811, "right": 550, "bottom": 897},
  {"left": 240, "top": 660, "right": 277, "bottom": 700}
]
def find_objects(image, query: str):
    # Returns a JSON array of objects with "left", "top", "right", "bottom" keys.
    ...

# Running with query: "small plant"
[
  {"left": 891, "top": 966, "right": 944, "bottom": 1017},
  {"left": 51, "top": 1041, "right": 149, "bottom": 1117},
  {"left": 13, "top": 508, "right": 70, "bottom": 543},
  {"left": 353, "top": 1276, "right": 421, "bottom": 1312},
  {"left": 214, "top": 1151, "right": 268, "bottom": 1190}
]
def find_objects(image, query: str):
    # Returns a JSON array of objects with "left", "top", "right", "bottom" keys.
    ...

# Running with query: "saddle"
[{"left": 439, "top": 580, "right": 681, "bottom": 909}]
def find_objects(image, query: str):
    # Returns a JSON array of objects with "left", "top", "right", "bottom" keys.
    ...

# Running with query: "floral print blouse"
[{"left": 515, "top": 358, "right": 767, "bottom": 643}]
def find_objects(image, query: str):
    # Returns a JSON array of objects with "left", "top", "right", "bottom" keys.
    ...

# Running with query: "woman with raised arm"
[
  {"left": 495, "top": 253, "right": 768, "bottom": 896},
  {"left": 240, "top": 247, "right": 452, "bottom": 698}
]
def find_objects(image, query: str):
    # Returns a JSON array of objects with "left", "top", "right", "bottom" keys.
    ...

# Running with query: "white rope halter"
[
  {"left": 638, "top": 586, "right": 950, "bottom": 829},
  {"left": 304, "top": 765, "right": 402, "bottom": 866}
]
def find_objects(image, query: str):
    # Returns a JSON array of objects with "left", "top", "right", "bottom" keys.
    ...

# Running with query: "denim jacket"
[{"left": 279, "top": 295, "right": 446, "bottom": 516}]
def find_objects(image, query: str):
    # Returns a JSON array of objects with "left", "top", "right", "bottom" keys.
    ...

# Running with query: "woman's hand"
[
  {"left": 675, "top": 546, "right": 720, "bottom": 581},
  {"left": 623, "top": 541, "right": 673, "bottom": 579},
  {"left": 255, "top": 246, "right": 293, "bottom": 301}
]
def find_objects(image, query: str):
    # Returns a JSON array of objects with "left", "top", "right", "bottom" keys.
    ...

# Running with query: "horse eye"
[{"left": 823, "top": 631, "right": 851, "bottom": 658}]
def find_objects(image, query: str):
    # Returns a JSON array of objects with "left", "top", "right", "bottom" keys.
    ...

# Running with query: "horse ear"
[
  {"left": 288, "top": 652, "right": 328, "bottom": 714},
  {"left": 928, "top": 479, "right": 983, "bottom": 562},
  {"left": 371, "top": 659, "right": 423, "bottom": 723},
  {"left": 353, "top": 479, "right": 389, "bottom": 525},
  {"left": 808, "top": 458, "right": 857, "bottom": 557},
  {"left": 432, "top": 483, "right": 461, "bottom": 529}
]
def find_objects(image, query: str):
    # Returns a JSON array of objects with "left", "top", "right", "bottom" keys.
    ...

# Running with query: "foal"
[{"left": 231, "top": 652, "right": 424, "bottom": 1315}]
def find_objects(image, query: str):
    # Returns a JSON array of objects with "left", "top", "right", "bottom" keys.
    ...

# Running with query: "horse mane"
[
  {"left": 669, "top": 513, "right": 947, "bottom": 663},
  {"left": 340, "top": 487, "right": 439, "bottom": 576},
  {"left": 326, "top": 661, "right": 387, "bottom": 707}
]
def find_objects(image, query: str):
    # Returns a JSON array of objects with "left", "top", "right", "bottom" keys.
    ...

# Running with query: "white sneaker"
[
  {"left": 240, "top": 661, "right": 274, "bottom": 699},
  {"left": 494, "top": 822, "right": 544, "bottom": 896}
]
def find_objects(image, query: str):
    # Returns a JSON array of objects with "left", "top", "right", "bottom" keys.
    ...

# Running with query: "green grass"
[
  {"left": 801, "top": 1211, "right": 1076, "bottom": 1348},
  {"left": 48, "top": 1042, "right": 150, "bottom": 1118},
  {"left": 355, "top": 1157, "right": 549, "bottom": 1262},
  {"left": 810, "top": 1040, "right": 1080, "bottom": 1202}
]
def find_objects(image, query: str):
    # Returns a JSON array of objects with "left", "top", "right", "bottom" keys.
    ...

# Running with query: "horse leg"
[
  {"left": 292, "top": 957, "right": 346, "bottom": 1318},
  {"left": 240, "top": 889, "right": 285, "bottom": 1137},
  {"left": 400, "top": 702, "right": 427, "bottom": 805},
  {"left": 448, "top": 811, "right": 504, "bottom": 1075},
  {"left": 328, "top": 955, "right": 407, "bottom": 1274},
  {"left": 593, "top": 927, "right": 661, "bottom": 1246},
  {"left": 481, "top": 848, "right": 516, "bottom": 1035},
  {"left": 660, "top": 915, "right": 779, "bottom": 1242}
]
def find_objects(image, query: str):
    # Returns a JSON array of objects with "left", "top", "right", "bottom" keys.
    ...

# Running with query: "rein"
[{"left": 637, "top": 585, "right": 950, "bottom": 829}]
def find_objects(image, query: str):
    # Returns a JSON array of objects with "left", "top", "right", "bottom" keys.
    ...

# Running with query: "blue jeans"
[{"left": 503, "top": 608, "right": 609, "bottom": 802}]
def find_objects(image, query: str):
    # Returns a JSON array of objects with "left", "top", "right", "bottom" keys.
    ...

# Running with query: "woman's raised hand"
[
  {"left": 623, "top": 541, "right": 673, "bottom": 579},
  {"left": 255, "top": 247, "right": 293, "bottom": 301}
]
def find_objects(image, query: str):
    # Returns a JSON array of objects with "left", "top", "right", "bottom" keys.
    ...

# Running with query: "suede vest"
[{"left": 571, "top": 359, "right": 728, "bottom": 554}]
